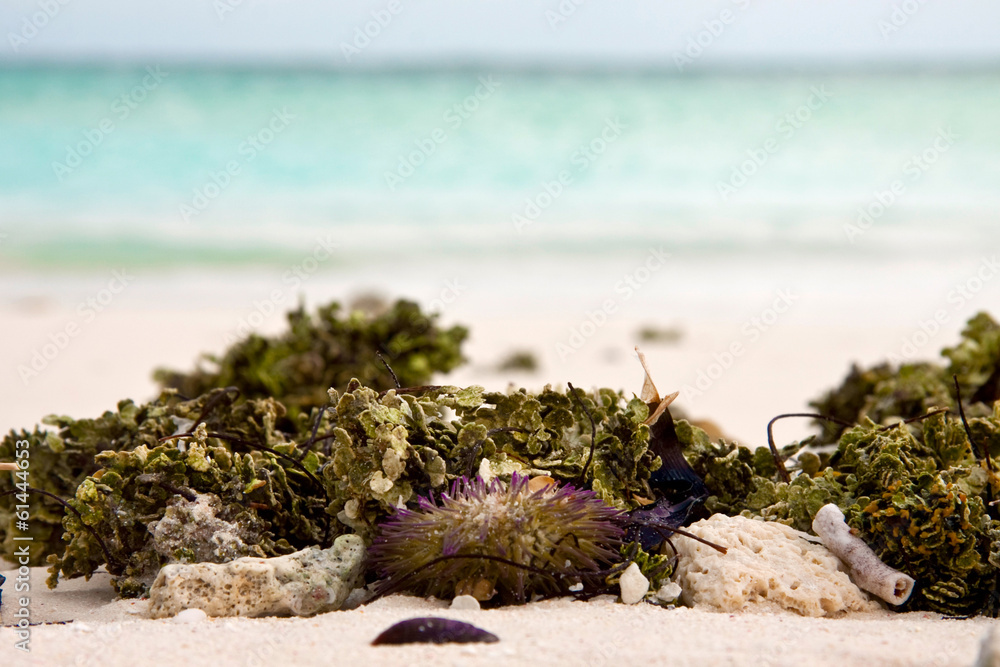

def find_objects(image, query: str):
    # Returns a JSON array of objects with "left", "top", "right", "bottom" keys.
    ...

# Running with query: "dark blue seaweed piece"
[
  {"left": 625, "top": 400, "right": 708, "bottom": 551},
  {"left": 0, "top": 572, "right": 5, "bottom": 611},
  {"left": 372, "top": 617, "right": 499, "bottom": 645}
]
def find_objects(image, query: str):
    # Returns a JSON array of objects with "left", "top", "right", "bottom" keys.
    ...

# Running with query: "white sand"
[
  {"left": 0, "top": 567, "right": 993, "bottom": 667},
  {"left": 2, "top": 258, "right": 999, "bottom": 665}
]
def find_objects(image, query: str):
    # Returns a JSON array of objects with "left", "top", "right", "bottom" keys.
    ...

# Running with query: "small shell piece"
[
  {"left": 372, "top": 617, "right": 499, "bottom": 645},
  {"left": 812, "top": 503, "right": 915, "bottom": 605},
  {"left": 619, "top": 562, "right": 650, "bottom": 605}
]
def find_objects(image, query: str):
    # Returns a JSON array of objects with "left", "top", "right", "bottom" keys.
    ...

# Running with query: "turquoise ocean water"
[{"left": 0, "top": 66, "right": 997, "bottom": 269}]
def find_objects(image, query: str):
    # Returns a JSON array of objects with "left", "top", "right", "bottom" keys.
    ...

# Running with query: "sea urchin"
[{"left": 369, "top": 474, "right": 624, "bottom": 604}]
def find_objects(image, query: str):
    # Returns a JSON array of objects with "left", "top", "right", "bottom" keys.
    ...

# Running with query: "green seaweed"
[
  {"left": 811, "top": 312, "right": 1000, "bottom": 445},
  {"left": 154, "top": 299, "right": 469, "bottom": 421},
  {"left": 1, "top": 298, "right": 468, "bottom": 568},
  {"left": 677, "top": 313, "right": 1000, "bottom": 615},
  {"left": 8, "top": 303, "right": 1000, "bottom": 614},
  {"left": 37, "top": 380, "right": 663, "bottom": 596}
]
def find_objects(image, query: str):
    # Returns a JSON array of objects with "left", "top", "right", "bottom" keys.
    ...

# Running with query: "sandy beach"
[
  {"left": 1, "top": 566, "right": 995, "bottom": 667},
  {"left": 3, "top": 4, "right": 999, "bottom": 661},
  {"left": 2, "top": 258, "right": 1000, "bottom": 665},
  {"left": 5, "top": 251, "right": 995, "bottom": 445}
]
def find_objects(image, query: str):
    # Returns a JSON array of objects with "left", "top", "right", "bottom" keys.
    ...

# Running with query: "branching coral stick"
[{"left": 812, "top": 503, "right": 915, "bottom": 605}]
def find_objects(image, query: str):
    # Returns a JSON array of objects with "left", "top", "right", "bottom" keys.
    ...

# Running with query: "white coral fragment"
[
  {"left": 147, "top": 534, "right": 366, "bottom": 618},
  {"left": 673, "top": 514, "right": 881, "bottom": 616},
  {"left": 619, "top": 562, "right": 650, "bottom": 605},
  {"left": 812, "top": 503, "right": 915, "bottom": 605}
]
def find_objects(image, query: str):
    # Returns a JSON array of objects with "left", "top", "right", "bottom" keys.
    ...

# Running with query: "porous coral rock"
[
  {"left": 147, "top": 534, "right": 365, "bottom": 618},
  {"left": 149, "top": 492, "right": 265, "bottom": 565},
  {"left": 672, "top": 514, "right": 881, "bottom": 617}
]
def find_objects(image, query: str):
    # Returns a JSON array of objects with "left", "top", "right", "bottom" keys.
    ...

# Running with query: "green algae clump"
[
  {"left": 33, "top": 380, "right": 663, "bottom": 597},
  {"left": 154, "top": 299, "right": 469, "bottom": 421},
  {"left": 680, "top": 312, "right": 1000, "bottom": 615},
  {"left": 0, "top": 298, "right": 468, "bottom": 569}
]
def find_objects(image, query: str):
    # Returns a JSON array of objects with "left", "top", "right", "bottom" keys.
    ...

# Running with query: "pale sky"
[{"left": 2, "top": 0, "right": 999, "bottom": 68}]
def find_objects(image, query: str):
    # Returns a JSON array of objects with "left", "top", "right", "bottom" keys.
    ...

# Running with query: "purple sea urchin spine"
[{"left": 370, "top": 474, "right": 624, "bottom": 604}]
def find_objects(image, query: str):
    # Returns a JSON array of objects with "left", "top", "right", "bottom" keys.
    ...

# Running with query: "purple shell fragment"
[{"left": 372, "top": 617, "right": 500, "bottom": 645}]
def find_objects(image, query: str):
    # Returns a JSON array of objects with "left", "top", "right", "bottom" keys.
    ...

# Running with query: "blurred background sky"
[{"left": 2, "top": 0, "right": 1000, "bottom": 67}]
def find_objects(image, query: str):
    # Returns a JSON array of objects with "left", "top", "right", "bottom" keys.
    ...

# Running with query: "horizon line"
[{"left": 2, "top": 55, "right": 1000, "bottom": 76}]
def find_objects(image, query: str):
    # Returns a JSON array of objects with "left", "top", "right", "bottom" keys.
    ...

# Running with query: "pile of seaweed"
[
  {"left": 0, "top": 299, "right": 467, "bottom": 576},
  {"left": 685, "top": 312, "right": 1000, "bottom": 615},
  {"left": 2, "top": 303, "right": 1000, "bottom": 615}
]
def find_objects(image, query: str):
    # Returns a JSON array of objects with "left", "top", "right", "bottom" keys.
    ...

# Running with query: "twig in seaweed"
[
  {"left": 627, "top": 515, "right": 727, "bottom": 554},
  {"left": 372, "top": 552, "right": 636, "bottom": 603},
  {"left": 954, "top": 374, "right": 994, "bottom": 474},
  {"left": 568, "top": 382, "right": 598, "bottom": 487},
  {"left": 658, "top": 525, "right": 727, "bottom": 553},
  {"left": 378, "top": 385, "right": 445, "bottom": 397},
  {"left": 296, "top": 405, "right": 335, "bottom": 462},
  {"left": 767, "top": 409, "right": 952, "bottom": 484},
  {"left": 876, "top": 408, "right": 950, "bottom": 432},
  {"left": 159, "top": 429, "right": 332, "bottom": 547},
  {"left": 190, "top": 386, "right": 241, "bottom": 431},
  {"left": 376, "top": 351, "right": 401, "bottom": 389},
  {"left": 135, "top": 474, "right": 198, "bottom": 502},
  {"left": 0, "top": 487, "right": 122, "bottom": 574},
  {"left": 766, "top": 413, "right": 854, "bottom": 483}
]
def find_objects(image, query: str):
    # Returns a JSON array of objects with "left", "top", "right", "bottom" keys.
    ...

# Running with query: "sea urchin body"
[{"left": 370, "top": 474, "right": 624, "bottom": 604}]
